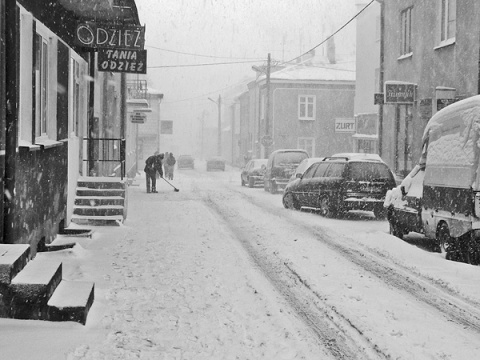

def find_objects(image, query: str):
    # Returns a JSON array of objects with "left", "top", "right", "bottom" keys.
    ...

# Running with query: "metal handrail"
[{"left": 83, "top": 137, "right": 126, "bottom": 180}]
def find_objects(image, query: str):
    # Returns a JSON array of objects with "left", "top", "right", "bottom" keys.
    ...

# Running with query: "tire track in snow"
[
  {"left": 222, "top": 183, "right": 480, "bottom": 335},
  {"left": 196, "top": 186, "right": 390, "bottom": 360}
]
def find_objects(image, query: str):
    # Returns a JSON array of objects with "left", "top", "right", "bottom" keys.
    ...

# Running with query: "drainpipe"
[
  {"left": 377, "top": 0, "right": 385, "bottom": 157},
  {"left": 4, "top": 0, "right": 18, "bottom": 243}
]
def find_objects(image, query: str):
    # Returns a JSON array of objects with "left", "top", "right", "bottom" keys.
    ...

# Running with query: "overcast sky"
[{"left": 135, "top": 0, "right": 357, "bottom": 136}]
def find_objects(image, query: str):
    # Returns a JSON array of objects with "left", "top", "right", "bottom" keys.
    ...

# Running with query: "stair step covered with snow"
[
  {"left": 72, "top": 177, "right": 127, "bottom": 226},
  {"left": 0, "top": 245, "right": 95, "bottom": 325}
]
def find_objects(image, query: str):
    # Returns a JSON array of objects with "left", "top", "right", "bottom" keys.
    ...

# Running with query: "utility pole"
[
  {"left": 217, "top": 95, "right": 222, "bottom": 156},
  {"left": 208, "top": 96, "right": 222, "bottom": 156},
  {"left": 264, "top": 53, "right": 272, "bottom": 157}
]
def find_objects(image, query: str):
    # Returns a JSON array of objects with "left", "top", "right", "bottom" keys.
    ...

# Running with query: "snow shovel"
[{"left": 162, "top": 177, "right": 179, "bottom": 192}]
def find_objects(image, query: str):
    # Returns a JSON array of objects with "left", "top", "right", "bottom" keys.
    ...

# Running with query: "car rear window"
[
  {"left": 274, "top": 152, "right": 308, "bottom": 166},
  {"left": 347, "top": 162, "right": 392, "bottom": 181}
]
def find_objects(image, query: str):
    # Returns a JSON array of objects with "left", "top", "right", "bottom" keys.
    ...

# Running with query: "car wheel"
[
  {"left": 283, "top": 192, "right": 299, "bottom": 210},
  {"left": 248, "top": 177, "right": 254, "bottom": 188},
  {"left": 319, "top": 196, "right": 335, "bottom": 218},
  {"left": 269, "top": 181, "right": 277, "bottom": 194},
  {"left": 389, "top": 219, "right": 404, "bottom": 239},
  {"left": 437, "top": 222, "right": 453, "bottom": 254}
]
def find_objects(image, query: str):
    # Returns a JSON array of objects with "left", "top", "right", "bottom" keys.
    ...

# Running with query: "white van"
[{"left": 385, "top": 95, "right": 480, "bottom": 264}]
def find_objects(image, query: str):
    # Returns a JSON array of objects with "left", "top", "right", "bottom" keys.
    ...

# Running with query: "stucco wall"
[{"left": 13, "top": 145, "right": 68, "bottom": 252}]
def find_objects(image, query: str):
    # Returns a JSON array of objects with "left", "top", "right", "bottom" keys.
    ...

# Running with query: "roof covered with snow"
[{"left": 257, "top": 62, "right": 355, "bottom": 83}]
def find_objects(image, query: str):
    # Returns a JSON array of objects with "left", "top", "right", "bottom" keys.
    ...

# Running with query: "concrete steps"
[
  {"left": 0, "top": 245, "right": 94, "bottom": 325},
  {"left": 72, "top": 177, "right": 127, "bottom": 226}
]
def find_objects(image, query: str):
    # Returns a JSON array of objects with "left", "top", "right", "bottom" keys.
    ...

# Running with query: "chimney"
[{"left": 327, "top": 37, "right": 336, "bottom": 64}]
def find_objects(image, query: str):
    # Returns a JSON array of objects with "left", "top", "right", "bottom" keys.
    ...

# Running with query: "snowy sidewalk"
[{"left": 69, "top": 180, "right": 321, "bottom": 359}]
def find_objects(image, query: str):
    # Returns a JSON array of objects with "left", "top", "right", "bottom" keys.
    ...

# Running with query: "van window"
[
  {"left": 348, "top": 162, "right": 392, "bottom": 181},
  {"left": 302, "top": 163, "right": 319, "bottom": 179},
  {"left": 313, "top": 162, "right": 330, "bottom": 178},
  {"left": 325, "top": 163, "right": 345, "bottom": 177},
  {"left": 274, "top": 152, "right": 308, "bottom": 166}
]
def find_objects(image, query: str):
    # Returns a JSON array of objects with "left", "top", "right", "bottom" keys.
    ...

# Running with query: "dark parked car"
[
  {"left": 206, "top": 157, "right": 226, "bottom": 171},
  {"left": 241, "top": 159, "right": 268, "bottom": 188},
  {"left": 282, "top": 154, "right": 396, "bottom": 218},
  {"left": 177, "top": 155, "right": 195, "bottom": 169},
  {"left": 264, "top": 149, "right": 309, "bottom": 194}
]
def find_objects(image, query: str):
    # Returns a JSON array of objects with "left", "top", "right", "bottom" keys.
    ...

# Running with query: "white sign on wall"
[{"left": 335, "top": 118, "right": 356, "bottom": 133}]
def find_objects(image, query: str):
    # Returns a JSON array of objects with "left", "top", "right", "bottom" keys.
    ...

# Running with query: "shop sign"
[
  {"left": 384, "top": 82, "right": 416, "bottom": 104},
  {"left": 335, "top": 118, "right": 356, "bottom": 133},
  {"left": 75, "top": 22, "right": 145, "bottom": 50},
  {"left": 98, "top": 49, "right": 147, "bottom": 74},
  {"left": 130, "top": 111, "right": 146, "bottom": 124}
]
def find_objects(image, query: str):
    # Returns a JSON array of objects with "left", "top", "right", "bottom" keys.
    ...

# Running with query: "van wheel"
[
  {"left": 319, "top": 196, "right": 335, "bottom": 218},
  {"left": 437, "top": 222, "right": 452, "bottom": 254},
  {"left": 248, "top": 177, "right": 255, "bottom": 188}
]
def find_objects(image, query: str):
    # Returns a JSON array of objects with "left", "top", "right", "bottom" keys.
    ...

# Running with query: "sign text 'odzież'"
[
  {"left": 76, "top": 22, "right": 145, "bottom": 50},
  {"left": 98, "top": 49, "right": 147, "bottom": 74}
]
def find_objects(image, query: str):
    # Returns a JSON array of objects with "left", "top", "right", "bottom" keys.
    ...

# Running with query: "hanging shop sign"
[
  {"left": 98, "top": 48, "right": 147, "bottom": 74},
  {"left": 75, "top": 22, "right": 145, "bottom": 50},
  {"left": 384, "top": 81, "right": 416, "bottom": 104}
]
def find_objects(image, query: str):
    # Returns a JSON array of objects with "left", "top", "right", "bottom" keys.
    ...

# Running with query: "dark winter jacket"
[
  {"left": 166, "top": 155, "right": 176, "bottom": 166},
  {"left": 144, "top": 154, "right": 164, "bottom": 177}
]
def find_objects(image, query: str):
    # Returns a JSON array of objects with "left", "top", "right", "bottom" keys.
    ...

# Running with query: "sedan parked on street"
[
  {"left": 241, "top": 159, "right": 268, "bottom": 188},
  {"left": 282, "top": 154, "right": 396, "bottom": 218},
  {"left": 177, "top": 155, "right": 195, "bottom": 169},
  {"left": 206, "top": 157, "right": 226, "bottom": 171}
]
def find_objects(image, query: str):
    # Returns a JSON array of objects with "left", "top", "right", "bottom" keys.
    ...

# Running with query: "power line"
[
  {"left": 146, "top": 45, "right": 264, "bottom": 61},
  {"left": 148, "top": 59, "right": 262, "bottom": 68},
  {"left": 283, "top": 0, "right": 375, "bottom": 65}
]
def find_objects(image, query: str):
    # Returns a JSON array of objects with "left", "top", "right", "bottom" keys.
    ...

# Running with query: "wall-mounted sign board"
[
  {"left": 98, "top": 49, "right": 147, "bottom": 74},
  {"left": 75, "top": 22, "right": 145, "bottom": 50}
]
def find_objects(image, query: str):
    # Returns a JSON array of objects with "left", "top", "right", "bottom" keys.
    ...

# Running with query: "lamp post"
[
  {"left": 208, "top": 95, "right": 222, "bottom": 156},
  {"left": 157, "top": 93, "right": 164, "bottom": 153},
  {"left": 252, "top": 53, "right": 272, "bottom": 158}
]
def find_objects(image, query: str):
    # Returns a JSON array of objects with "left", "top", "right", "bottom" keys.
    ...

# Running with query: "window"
[
  {"left": 34, "top": 32, "right": 49, "bottom": 138},
  {"left": 324, "top": 163, "right": 345, "bottom": 178},
  {"left": 298, "top": 95, "right": 315, "bottom": 120},
  {"left": 302, "top": 163, "right": 319, "bottom": 180},
  {"left": 440, "top": 0, "right": 456, "bottom": 42},
  {"left": 400, "top": 7, "right": 412, "bottom": 56},
  {"left": 298, "top": 137, "right": 314, "bottom": 157}
]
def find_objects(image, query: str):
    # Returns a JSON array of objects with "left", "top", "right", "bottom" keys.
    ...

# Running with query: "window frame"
[
  {"left": 400, "top": 7, "right": 413, "bottom": 57},
  {"left": 440, "top": 0, "right": 456, "bottom": 43},
  {"left": 297, "top": 137, "right": 315, "bottom": 157},
  {"left": 298, "top": 95, "right": 316, "bottom": 120},
  {"left": 34, "top": 31, "right": 49, "bottom": 140}
]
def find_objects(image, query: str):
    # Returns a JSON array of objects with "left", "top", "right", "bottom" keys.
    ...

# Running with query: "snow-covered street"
[{"left": 2, "top": 165, "right": 480, "bottom": 359}]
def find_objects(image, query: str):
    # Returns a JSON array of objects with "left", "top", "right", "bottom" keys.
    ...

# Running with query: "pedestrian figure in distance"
[
  {"left": 144, "top": 151, "right": 164, "bottom": 193},
  {"left": 165, "top": 152, "right": 176, "bottom": 180}
]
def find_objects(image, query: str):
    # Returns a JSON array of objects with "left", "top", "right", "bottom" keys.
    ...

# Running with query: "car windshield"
[
  {"left": 274, "top": 152, "right": 308, "bottom": 166},
  {"left": 347, "top": 162, "right": 392, "bottom": 181}
]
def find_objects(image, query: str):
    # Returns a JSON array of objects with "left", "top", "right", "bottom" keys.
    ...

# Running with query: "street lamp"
[
  {"left": 157, "top": 93, "right": 164, "bottom": 153},
  {"left": 208, "top": 95, "right": 222, "bottom": 156},
  {"left": 252, "top": 53, "right": 272, "bottom": 158}
]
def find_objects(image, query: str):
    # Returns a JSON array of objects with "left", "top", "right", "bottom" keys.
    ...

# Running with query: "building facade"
[
  {"left": 380, "top": 0, "right": 480, "bottom": 177},
  {"left": 1, "top": 0, "right": 140, "bottom": 248}
]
